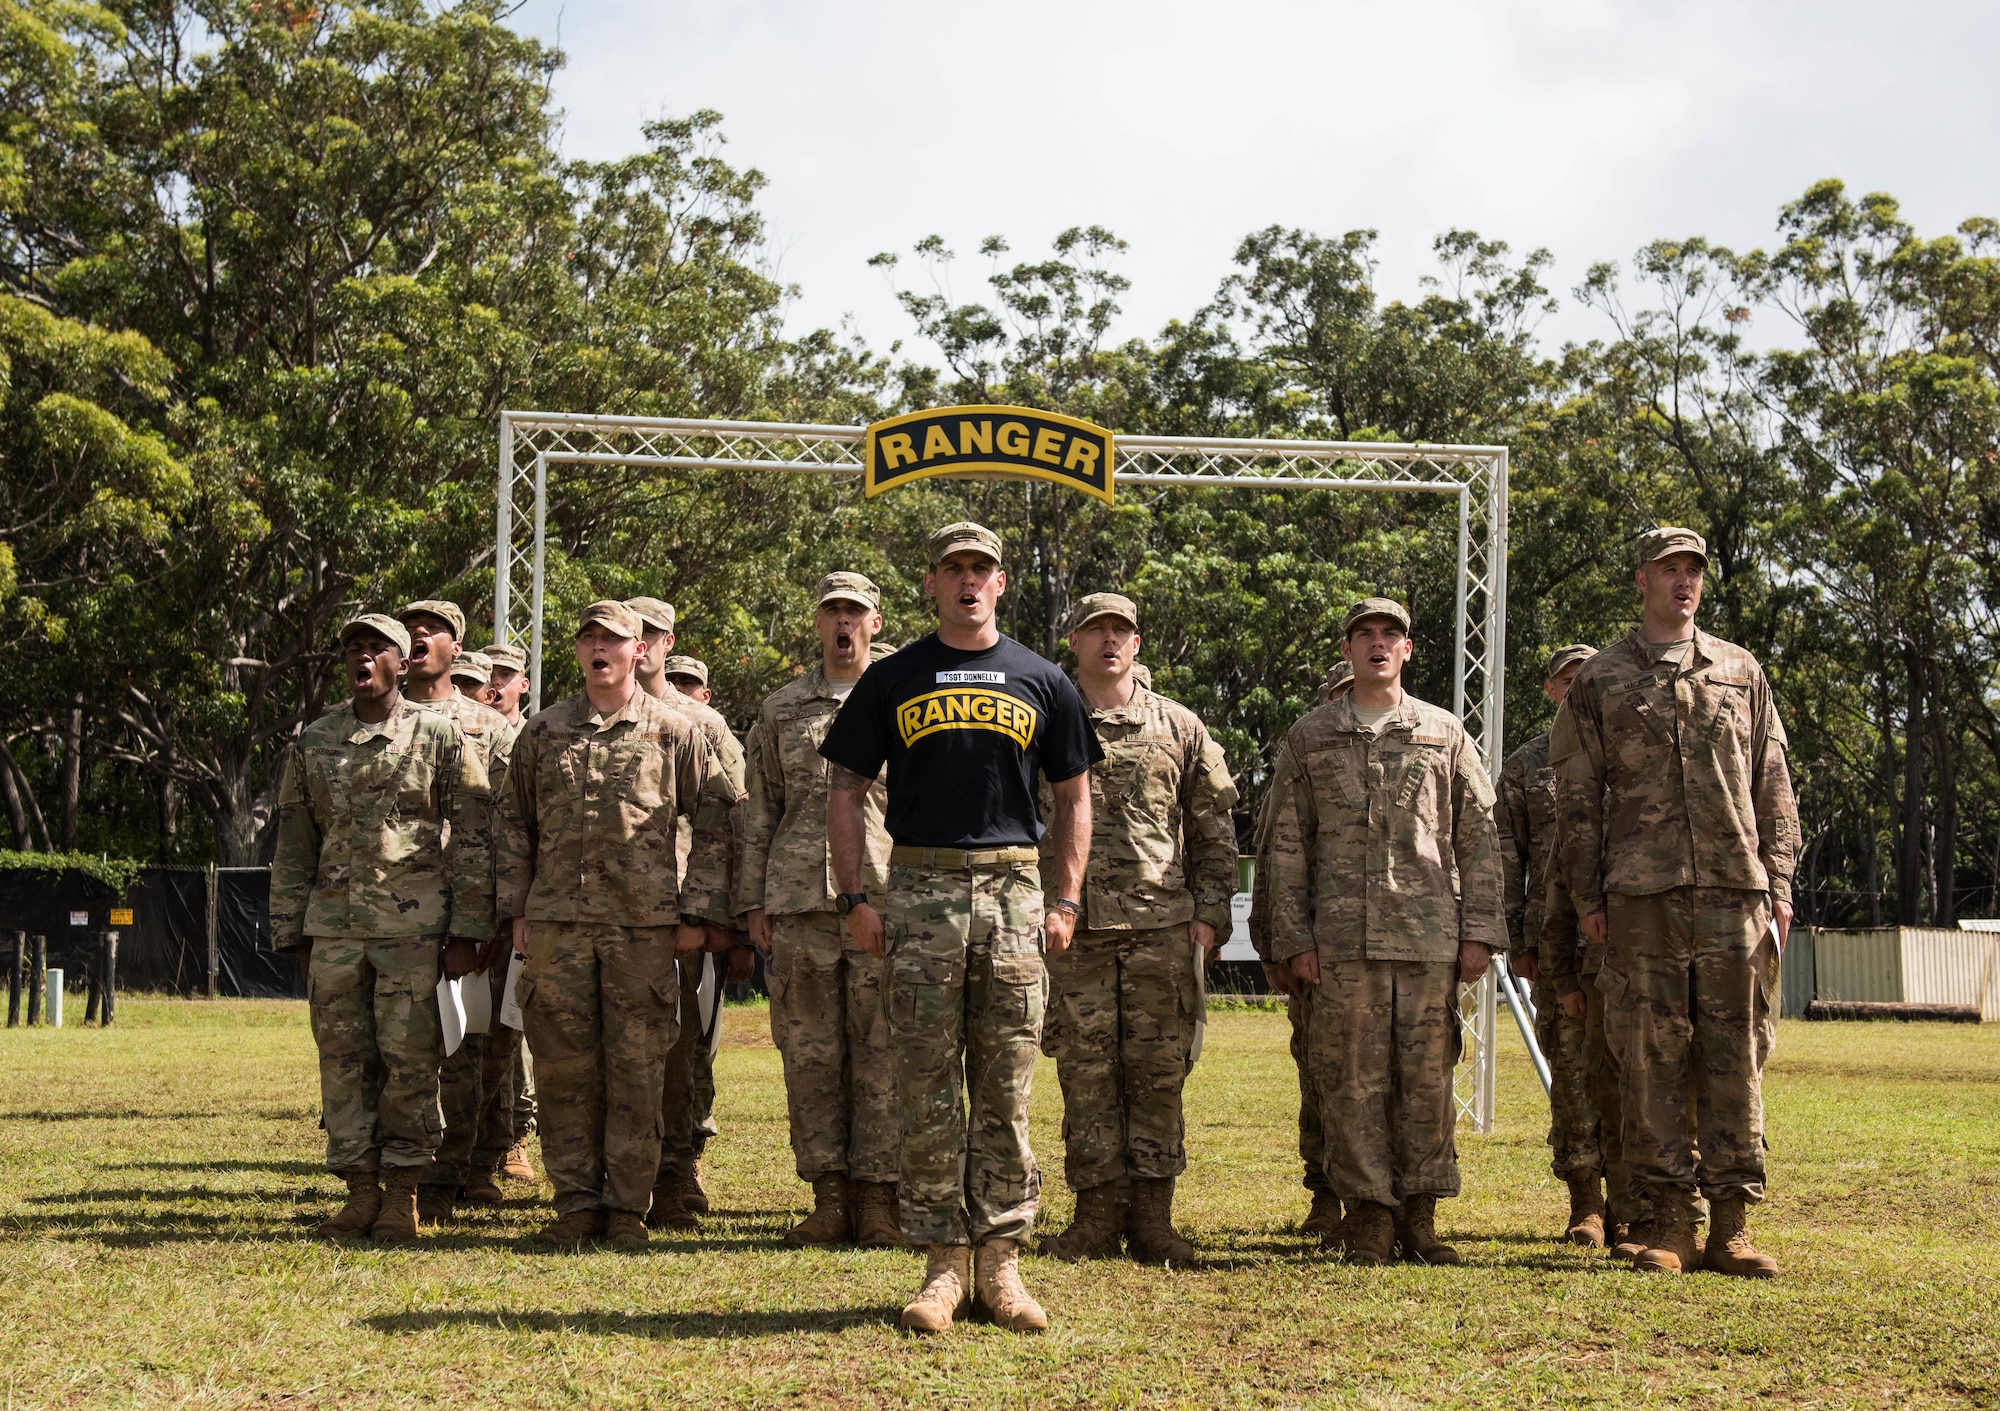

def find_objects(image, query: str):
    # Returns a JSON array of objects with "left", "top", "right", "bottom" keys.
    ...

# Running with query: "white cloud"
[{"left": 510, "top": 0, "right": 2000, "bottom": 362}]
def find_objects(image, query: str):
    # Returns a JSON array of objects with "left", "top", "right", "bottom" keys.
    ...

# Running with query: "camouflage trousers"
[
  {"left": 422, "top": 964, "right": 524, "bottom": 1187},
  {"left": 1579, "top": 953, "right": 1647, "bottom": 1226},
  {"left": 1602, "top": 887, "right": 1777, "bottom": 1213},
  {"left": 514, "top": 1037, "right": 537, "bottom": 1137},
  {"left": 1531, "top": 973, "right": 1600, "bottom": 1180},
  {"left": 885, "top": 858, "right": 1045, "bottom": 1247},
  {"left": 766, "top": 910, "right": 899, "bottom": 1184},
  {"left": 307, "top": 935, "right": 444, "bottom": 1173},
  {"left": 1306, "top": 958, "right": 1461, "bottom": 1207},
  {"left": 1042, "top": 923, "right": 1198, "bottom": 1190},
  {"left": 519, "top": 921, "right": 681, "bottom": 1217},
  {"left": 1288, "top": 985, "right": 1329, "bottom": 1195},
  {"left": 657, "top": 952, "right": 720, "bottom": 1185}
]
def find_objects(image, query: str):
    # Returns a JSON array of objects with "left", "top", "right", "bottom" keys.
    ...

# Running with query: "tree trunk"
[
  {"left": 1897, "top": 653, "right": 1924, "bottom": 926},
  {"left": 0, "top": 736, "right": 51, "bottom": 852},
  {"left": 1934, "top": 703, "right": 1958, "bottom": 926},
  {"left": 60, "top": 700, "right": 83, "bottom": 852},
  {"left": 157, "top": 776, "right": 179, "bottom": 864},
  {"left": 0, "top": 738, "right": 32, "bottom": 850}
]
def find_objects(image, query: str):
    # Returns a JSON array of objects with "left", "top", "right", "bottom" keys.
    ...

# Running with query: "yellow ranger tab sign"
[
  {"left": 865, "top": 404, "right": 1115, "bottom": 503},
  {"left": 897, "top": 688, "right": 1040, "bottom": 749}
]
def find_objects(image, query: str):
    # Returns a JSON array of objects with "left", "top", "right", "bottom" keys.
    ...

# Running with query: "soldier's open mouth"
[
  {"left": 836, "top": 631, "right": 852, "bottom": 651},
  {"left": 353, "top": 667, "right": 372, "bottom": 687}
]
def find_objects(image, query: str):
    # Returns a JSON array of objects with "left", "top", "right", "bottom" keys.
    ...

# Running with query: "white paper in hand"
[
  {"left": 437, "top": 975, "right": 467, "bottom": 1057},
  {"left": 461, "top": 969, "right": 493, "bottom": 1035},
  {"left": 499, "top": 952, "right": 526, "bottom": 1031}
]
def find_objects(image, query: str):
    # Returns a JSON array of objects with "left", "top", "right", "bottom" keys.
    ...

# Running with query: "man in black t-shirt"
[{"left": 821, "top": 521, "right": 1098, "bottom": 1335}]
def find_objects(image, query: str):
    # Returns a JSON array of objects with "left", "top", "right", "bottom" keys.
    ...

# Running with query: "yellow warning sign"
[{"left": 110, "top": 908, "right": 134, "bottom": 926}]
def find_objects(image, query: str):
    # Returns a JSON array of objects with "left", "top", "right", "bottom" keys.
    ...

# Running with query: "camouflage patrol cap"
[
  {"left": 577, "top": 600, "right": 641, "bottom": 639},
  {"left": 485, "top": 642, "right": 528, "bottom": 672},
  {"left": 869, "top": 641, "right": 900, "bottom": 662},
  {"left": 399, "top": 599, "right": 465, "bottom": 640},
  {"left": 816, "top": 572, "right": 881, "bottom": 612},
  {"left": 1545, "top": 643, "right": 1598, "bottom": 679},
  {"left": 661, "top": 654, "right": 708, "bottom": 687},
  {"left": 339, "top": 613, "right": 411, "bottom": 657},
  {"left": 450, "top": 650, "right": 493, "bottom": 686},
  {"left": 1131, "top": 662, "right": 1153, "bottom": 689},
  {"left": 925, "top": 521, "right": 1003, "bottom": 566},
  {"left": 1324, "top": 659, "right": 1355, "bottom": 695},
  {"left": 1342, "top": 596, "right": 1412, "bottom": 636},
  {"left": 1637, "top": 526, "right": 1708, "bottom": 569},
  {"left": 1070, "top": 591, "right": 1139, "bottom": 634},
  {"left": 625, "top": 596, "right": 676, "bottom": 633}
]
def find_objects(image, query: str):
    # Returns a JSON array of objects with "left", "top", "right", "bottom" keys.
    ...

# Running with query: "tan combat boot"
[
  {"left": 900, "top": 1243, "right": 971, "bottom": 1333},
  {"left": 852, "top": 1181, "right": 904, "bottom": 1248},
  {"left": 1397, "top": 1194, "right": 1463, "bottom": 1266},
  {"left": 1127, "top": 1177, "right": 1197, "bottom": 1266},
  {"left": 974, "top": 1238, "right": 1048, "bottom": 1332},
  {"left": 1634, "top": 1208, "right": 1702, "bottom": 1274},
  {"left": 461, "top": 1166, "right": 505, "bottom": 1207},
  {"left": 372, "top": 1167, "right": 423, "bottom": 1243},
  {"left": 316, "top": 1170, "right": 382, "bottom": 1239},
  {"left": 1341, "top": 1201, "right": 1397, "bottom": 1266},
  {"left": 1610, "top": 1218, "right": 1652, "bottom": 1263},
  {"left": 605, "top": 1211, "right": 648, "bottom": 1248},
  {"left": 1301, "top": 1189, "right": 1344, "bottom": 1240},
  {"left": 1704, "top": 1195, "right": 1778, "bottom": 1279},
  {"left": 1566, "top": 1172, "right": 1608, "bottom": 1248},
  {"left": 536, "top": 1208, "right": 605, "bottom": 1246},
  {"left": 783, "top": 1173, "right": 851, "bottom": 1247},
  {"left": 646, "top": 1173, "right": 698, "bottom": 1232},
  {"left": 679, "top": 1156, "right": 711, "bottom": 1215},
  {"left": 1037, "top": 1181, "right": 1124, "bottom": 1261},
  {"left": 501, "top": 1140, "right": 536, "bottom": 1182},
  {"left": 416, "top": 1182, "right": 457, "bottom": 1226}
]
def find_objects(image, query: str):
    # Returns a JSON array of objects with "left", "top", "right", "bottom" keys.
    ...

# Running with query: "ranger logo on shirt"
[{"left": 897, "top": 689, "right": 1039, "bottom": 749}]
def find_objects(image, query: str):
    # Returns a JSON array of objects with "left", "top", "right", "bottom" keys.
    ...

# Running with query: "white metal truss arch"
[{"left": 494, "top": 410, "right": 1509, "bottom": 1132}]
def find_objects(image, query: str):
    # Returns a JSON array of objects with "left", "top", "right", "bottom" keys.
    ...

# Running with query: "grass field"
[{"left": 3, "top": 997, "right": 1997, "bottom": 1408}]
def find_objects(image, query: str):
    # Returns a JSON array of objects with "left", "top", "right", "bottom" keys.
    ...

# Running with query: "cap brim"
[
  {"left": 817, "top": 593, "right": 878, "bottom": 611},
  {"left": 1071, "top": 610, "right": 1137, "bottom": 634},
  {"left": 576, "top": 620, "right": 636, "bottom": 639},
  {"left": 930, "top": 543, "right": 1000, "bottom": 567}
]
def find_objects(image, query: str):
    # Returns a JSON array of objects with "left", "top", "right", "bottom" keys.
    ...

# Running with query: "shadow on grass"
[
  {"left": 102, "top": 1159, "right": 325, "bottom": 1176},
  {"left": 25, "top": 1187, "right": 308, "bottom": 1205},
  {"left": 359, "top": 1306, "right": 903, "bottom": 1339}
]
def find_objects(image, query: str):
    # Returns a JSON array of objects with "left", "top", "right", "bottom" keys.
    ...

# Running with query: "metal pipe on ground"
[{"left": 101, "top": 930, "right": 116, "bottom": 1026}]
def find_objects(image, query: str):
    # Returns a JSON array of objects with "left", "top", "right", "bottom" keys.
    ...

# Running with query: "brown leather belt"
[{"left": 889, "top": 845, "right": 1040, "bottom": 869}]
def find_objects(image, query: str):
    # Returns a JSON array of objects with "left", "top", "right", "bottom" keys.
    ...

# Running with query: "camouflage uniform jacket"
[
  {"left": 737, "top": 666, "right": 890, "bottom": 916},
  {"left": 271, "top": 699, "right": 495, "bottom": 946},
  {"left": 1251, "top": 693, "right": 1501, "bottom": 965},
  {"left": 1040, "top": 681, "right": 1238, "bottom": 933},
  {"left": 409, "top": 692, "right": 518, "bottom": 797},
  {"left": 495, "top": 689, "right": 740, "bottom": 927},
  {"left": 656, "top": 689, "right": 746, "bottom": 902},
  {"left": 1497, "top": 731, "right": 1557, "bottom": 960},
  {"left": 1552, "top": 627, "right": 1798, "bottom": 915}
]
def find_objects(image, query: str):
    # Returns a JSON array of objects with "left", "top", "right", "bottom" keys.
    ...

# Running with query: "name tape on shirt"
[
  {"left": 897, "top": 688, "right": 1039, "bottom": 749},
  {"left": 936, "top": 670, "right": 1005, "bottom": 684}
]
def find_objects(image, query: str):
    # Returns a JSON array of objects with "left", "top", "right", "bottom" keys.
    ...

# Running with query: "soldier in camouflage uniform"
[
  {"left": 1036, "top": 592, "right": 1237, "bottom": 1265},
  {"left": 821, "top": 523, "right": 1101, "bottom": 1334},
  {"left": 1497, "top": 643, "right": 1614, "bottom": 1245},
  {"left": 1253, "top": 598, "right": 1502, "bottom": 1267},
  {"left": 394, "top": 602, "right": 523, "bottom": 1225},
  {"left": 451, "top": 649, "right": 495, "bottom": 705},
  {"left": 1553, "top": 527, "right": 1797, "bottom": 1278},
  {"left": 739, "top": 572, "right": 900, "bottom": 1248},
  {"left": 495, "top": 599, "right": 740, "bottom": 1247},
  {"left": 271, "top": 613, "right": 496, "bottom": 1242},
  {"left": 628, "top": 601, "right": 746, "bottom": 1229},
  {"left": 1270, "top": 657, "right": 1354, "bottom": 1238},
  {"left": 480, "top": 639, "right": 538, "bottom": 1184}
]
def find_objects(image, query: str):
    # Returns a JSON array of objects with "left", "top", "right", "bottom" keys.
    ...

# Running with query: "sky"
[{"left": 507, "top": 0, "right": 2000, "bottom": 362}]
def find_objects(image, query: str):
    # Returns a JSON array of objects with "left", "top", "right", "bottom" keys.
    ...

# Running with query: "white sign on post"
[{"left": 69, "top": 911, "right": 88, "bottom": 927}]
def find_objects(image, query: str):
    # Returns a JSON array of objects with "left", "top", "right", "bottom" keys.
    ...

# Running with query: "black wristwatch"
[
  {"left": 1051, "top": 897, "right": 1083, "bottom": 917},
  {"left": 835, "top": 892, "right": 870, "bottom": 916}
]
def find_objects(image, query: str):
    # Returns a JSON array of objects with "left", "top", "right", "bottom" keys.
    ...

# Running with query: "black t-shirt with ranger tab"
[{"left": 818, "top": 633, "right": 1101, "bottom": 849}]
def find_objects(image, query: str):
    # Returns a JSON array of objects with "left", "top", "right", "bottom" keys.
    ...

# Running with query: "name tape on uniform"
[
  {"left": 896, "top": 688, "right": 1039, "bottom": 749},
  {"left": 936, "top": 670, "right": 1005, "bottom": 684},
  {"left": 864, "top": 404, "right": 1116, "bottom": 503}
]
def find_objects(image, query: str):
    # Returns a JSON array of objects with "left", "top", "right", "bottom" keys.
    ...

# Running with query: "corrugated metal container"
[
  {"left": 1779, "top": 929, "right": 1815, "bottom": 1019},
  {"left": 1806, "top": 927, "right": 2000, "bottom": 1020},
  {"left": 1899, "top": 929, "right": 2000, "bottom": 1021},
  {"left": 1814, "top": 929, "right": 1904, "bottom": 1004}
]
